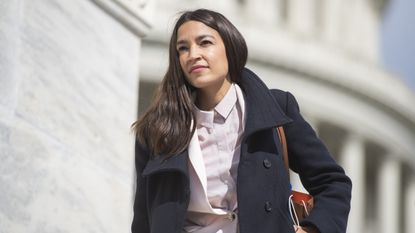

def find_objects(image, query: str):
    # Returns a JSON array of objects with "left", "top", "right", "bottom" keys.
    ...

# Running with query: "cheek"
[
  {"left": 215, "top": 48, "right": 228, "bottom": 71},
  {"left": 178, "top": 57, "right": 190, "bottom": 78},
  {"left": 216, "top": 53, "right": 229, "bottom": 74},
  {"left": 178, "top": 56, "right": 186, "bottom": 70},
  {"left": 222, "top": 59, "right": 229, "bottom": 72}
]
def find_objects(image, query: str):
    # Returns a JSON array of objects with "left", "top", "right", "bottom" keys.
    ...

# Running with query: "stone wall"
[{"left": 0, "top": 0, "right": 144, "bottom": 232}]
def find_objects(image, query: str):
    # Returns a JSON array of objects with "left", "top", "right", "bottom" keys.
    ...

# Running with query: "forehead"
[{"left": 176, "top": 20, "right": 221, "bottom": 42}]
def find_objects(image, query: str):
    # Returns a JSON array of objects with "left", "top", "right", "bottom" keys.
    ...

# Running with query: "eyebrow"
[{"left": 176, "top": 34, "right": 215, "bottom": 46}]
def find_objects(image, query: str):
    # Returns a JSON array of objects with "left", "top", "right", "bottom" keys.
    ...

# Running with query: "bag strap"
[{"left": 277, "top": 126, "right": 290, "bottom": 175}]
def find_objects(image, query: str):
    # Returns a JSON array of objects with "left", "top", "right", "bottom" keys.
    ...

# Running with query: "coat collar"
[{"left": 239, "top": 68, "right": 292, "bottom": 137}]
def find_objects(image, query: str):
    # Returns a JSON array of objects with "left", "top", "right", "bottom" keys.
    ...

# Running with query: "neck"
[{"left": 196, "top": 79, "right": 232, "bottom": 111}]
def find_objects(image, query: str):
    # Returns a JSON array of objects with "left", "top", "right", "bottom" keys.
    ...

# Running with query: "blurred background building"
[{"left": 1, "top": 0, "right": 414, "bottom": 233}]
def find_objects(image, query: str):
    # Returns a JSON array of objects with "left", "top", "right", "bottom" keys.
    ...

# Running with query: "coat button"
[
  {"left": 264, "top": 201, "right": 272, "bottom": 212},
  {"left": 263, "top": 159, "right": 272, "bottom": 169}
]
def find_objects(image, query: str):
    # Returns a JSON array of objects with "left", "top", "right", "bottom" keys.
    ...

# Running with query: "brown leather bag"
[{"left": 277, "top": 126, "right": 314, "bottom": 225}]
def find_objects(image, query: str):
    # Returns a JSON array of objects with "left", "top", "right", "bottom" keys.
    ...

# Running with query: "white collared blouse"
[{"left": 184, "top": 83, "right": 246, "bottom": 233}]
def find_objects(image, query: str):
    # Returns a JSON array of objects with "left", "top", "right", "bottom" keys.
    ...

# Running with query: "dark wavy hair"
[{"left": 132, "top": 9, "right": 248, "bottom": 158}]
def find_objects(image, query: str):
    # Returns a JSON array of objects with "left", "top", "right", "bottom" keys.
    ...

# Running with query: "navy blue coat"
[{"left": 132, "top": 68, "right": 352, "bottom": 233}]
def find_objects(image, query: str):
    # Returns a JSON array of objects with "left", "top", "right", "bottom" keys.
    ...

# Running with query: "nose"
[{"left": 188, "top": 44, "right": 201, "bottom": 60}]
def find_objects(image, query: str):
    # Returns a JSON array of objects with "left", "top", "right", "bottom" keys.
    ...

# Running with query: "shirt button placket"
[{"left": 226, "top": 212, "right": 237, "bottom": 221}]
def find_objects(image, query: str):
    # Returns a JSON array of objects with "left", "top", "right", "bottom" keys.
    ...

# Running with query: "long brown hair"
[{"left": 132, "top": 9, "right": 248, "bottom": 158}]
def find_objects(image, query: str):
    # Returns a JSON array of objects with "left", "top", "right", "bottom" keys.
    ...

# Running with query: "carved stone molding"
[
  {"left": 91, "top": 0, "right": 152, "bottom": 37},
  {"left": 116, "top": 0, "right": 150, "bottom": 9},
  {"left": 138, "top": 0, "right": 151, "bottom": 8}
]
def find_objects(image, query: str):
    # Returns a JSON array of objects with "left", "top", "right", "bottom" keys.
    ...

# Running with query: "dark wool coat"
[{"left": 132, "top": 68, "right": 352, "bottom": 233}]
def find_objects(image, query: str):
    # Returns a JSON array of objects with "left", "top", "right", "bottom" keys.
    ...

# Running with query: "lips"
[{"left": 189, "top": 65, "right": 208, "bottom": 73}]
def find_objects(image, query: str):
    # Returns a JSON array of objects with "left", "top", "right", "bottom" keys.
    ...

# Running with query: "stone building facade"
[{"left": 0, "top": 0, "right": 152, "bottom": 232}]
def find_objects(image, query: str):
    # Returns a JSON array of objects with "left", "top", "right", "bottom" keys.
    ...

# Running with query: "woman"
[{"left": 131, "top": 9, "right": 351, "bottom": 233}]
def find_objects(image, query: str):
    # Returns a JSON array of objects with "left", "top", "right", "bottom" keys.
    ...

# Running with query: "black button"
[
  {"left": 263, "top": 159, "right": 272, "bottom": 168},
  {"left": 264, "top": 201, "right": 272, "bottom": 212}
]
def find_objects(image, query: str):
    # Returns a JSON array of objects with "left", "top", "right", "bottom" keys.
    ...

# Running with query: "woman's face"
[{"left": 176, "top": 20, "right": 229, "bottom": 91}]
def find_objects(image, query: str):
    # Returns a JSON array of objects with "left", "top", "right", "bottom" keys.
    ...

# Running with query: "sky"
[{"left": 381, "top": 0, "right": 415, "bottom": 90}]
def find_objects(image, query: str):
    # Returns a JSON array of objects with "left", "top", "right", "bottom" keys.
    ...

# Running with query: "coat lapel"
[
  {"left": 187, "top": 128, "right": 228, "bottom": 215},
  {"left": 188, "top": 129, "right": 207, "bottom": 192},
  {"left": 239, "top": 68, "right": 292, "bottom": 137}
]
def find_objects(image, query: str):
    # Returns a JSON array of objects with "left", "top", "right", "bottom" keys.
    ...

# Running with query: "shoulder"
[
  {"left": 269, "top": 89, "right": 299, "bottom": 114},
  {"left": 269, "top": 89, "right": 288, "bottom": 102},
  {"left": 135, "top": 138, "right": 150, "bottom": 171}
]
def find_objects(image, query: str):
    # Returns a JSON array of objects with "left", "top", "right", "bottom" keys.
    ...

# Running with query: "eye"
[
  {"left": 177, "top": 45, "right": 188, "bottom": 52},
  {"left": 200, "top": 40, "right": 213, "bottom": 46}
]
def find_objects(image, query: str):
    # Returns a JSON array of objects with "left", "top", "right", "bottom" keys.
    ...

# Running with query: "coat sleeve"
[
  {"left": 271, "top": 90, "right": 352, "bottom": 233},
  {"left": 131, "top": 140, "right": 150, "bottom": 233}
]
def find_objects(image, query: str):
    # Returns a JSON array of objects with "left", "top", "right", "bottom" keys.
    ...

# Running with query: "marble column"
[
  {"left": 405, "top": 174, "right": 415, "bottom": 233},
  {"left": 0, "top": 0, "right": 23, "bottom": 121},
  {"left": 377, "top": 155, "right": 400, "bottom": 233},
  {"left": 321, "top": 0, "right": 341, "bottom": 44},
  {"left": 339, "top": 134, "right": 365, "bottom": 233},
  {"left": 0, "top": 0, "right": 151, "bottom": 232},
  {"left": 244, "top": 0, "right": 279, "bottom": 26},
  {"left": 287, "top": 0, "right": 318, "bottom": 35}
]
